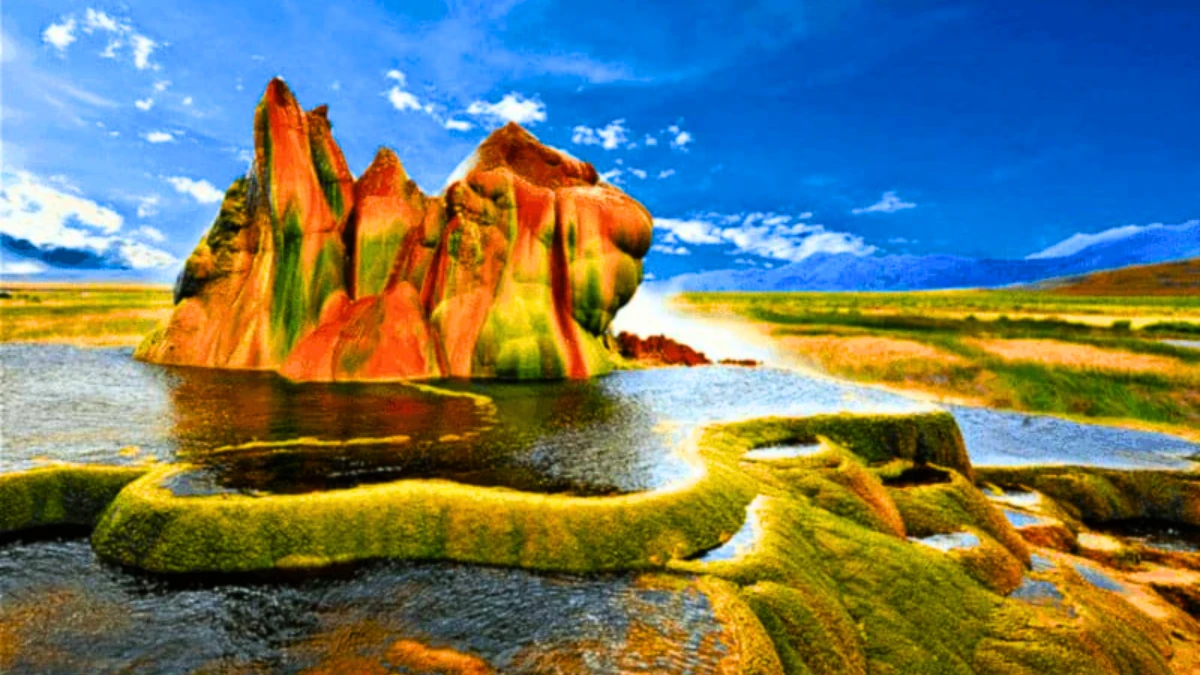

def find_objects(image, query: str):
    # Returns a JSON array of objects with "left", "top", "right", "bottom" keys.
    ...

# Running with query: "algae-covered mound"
[
  {"left": 0, "top": 465, "right": 148, "bottom": 534},
  {"left": 136, "top": 78, "right": 653, "bottom": 382},
  {"left": 89, "top": 427, "right": 757, "bottom": 574},
  {"left": 979, "top": 465, "right": 1200, "bottom": 526}
]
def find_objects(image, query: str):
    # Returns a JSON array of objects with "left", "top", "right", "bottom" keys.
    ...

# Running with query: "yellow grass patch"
[
  {"left": 970, "top": 338, "right": 1195, "bottom": 376},
  {"left": 0, "top": 309, "right": 172, "bottom": 347},
  {"left": 778, "top": 335, "right": 967, "bottom": 369}
]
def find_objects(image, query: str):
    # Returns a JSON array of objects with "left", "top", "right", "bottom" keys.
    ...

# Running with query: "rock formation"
[
  {"left": 137, "top": 79, "right": 653, "bottom": 381},
  {"left": 613, "top": 332, "right": 712, "bottom": 367}
]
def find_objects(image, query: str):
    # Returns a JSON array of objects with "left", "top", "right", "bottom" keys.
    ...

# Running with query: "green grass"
[
  {"left": 680, "top": 291, "right": 1200, "bottom": 440},
  {"left": 684, "top": 289, "right": 1200, "bottom": 314}
]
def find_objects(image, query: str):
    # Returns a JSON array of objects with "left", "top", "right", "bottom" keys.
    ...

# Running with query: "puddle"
[
  {"left": 743, "top": 444, "right": 824, "bottom": 460},
  {"left": 1002, "top": 508, "right": 1050, "bottom": 529},
  {"left": 1010, "top": 578, "right": 1065, "bottom": 606},
  {"left": 986, "top": 489, "right": 1042, "bottom": 508},
  {"left": 695, "top": 497, "right": 765, "bottom": 562},
  {"left": 1030, "top": 554, "right": 1056, "bottom": 572},
  {"left": 163, "top": 441, "right": 633, "bottom": 497},
  {"left": 1162, "top": 339, "right": 1200, "bottom": 351},
  {"left": 910, "top": 532, "right": 980, "bottom": 552},
  {"left": 1071, "top": 562, "right": 1125, "bottom": 592}
]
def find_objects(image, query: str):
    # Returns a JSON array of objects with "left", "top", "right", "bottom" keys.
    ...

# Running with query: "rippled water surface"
[
  {"left": 0, "top": 538, "right": 735, "bottom": 674},
  {"left": 1, "top": 344, "right": 928, "bottom": 492}
]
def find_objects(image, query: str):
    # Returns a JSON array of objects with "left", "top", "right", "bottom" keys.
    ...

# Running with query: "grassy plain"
[
  {"left": 678, "top": 290, "right": 1200, "bottom": 442},
  {"left": 0, "top": 283, "right": 173, "bottom": 347}
]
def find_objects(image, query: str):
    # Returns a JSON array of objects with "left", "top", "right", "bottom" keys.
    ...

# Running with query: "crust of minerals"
[{"left": 137, "top": 78, "right": 652, "bottom": 381}]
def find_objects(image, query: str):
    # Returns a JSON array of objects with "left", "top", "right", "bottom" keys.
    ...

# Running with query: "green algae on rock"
[
  {"left": 978, "top": 465, "right": 1200, "bottom": 526},
  {"left": 0, "top": 465, "right": 148, "bottom": 534},
  {"left": 716, "top": 410, "right": 974, "bottom": 480}
]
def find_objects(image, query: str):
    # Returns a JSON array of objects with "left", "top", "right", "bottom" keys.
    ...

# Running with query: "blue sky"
[{"left": 2, "top": 0, "right": 1197, "bottom": 280}]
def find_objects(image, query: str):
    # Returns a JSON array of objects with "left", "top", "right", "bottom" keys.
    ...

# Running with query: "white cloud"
[
  {"left": 330, "top": 81, "right": 341, "bottom": 91},
  {"left": 572, "top": 119, "right": 628, "bottom": 150},
  {"left": 1026, "top": 222, "right": 1181, "bottom": 259},
  {"left": 467, "top": 92, "right": 546, "bottom": 126},
  {"left": 43, "top": 18, "right": 77, "bottom": 52},
  {"left": 42, "top": 10, "right": 158, "bottom": 71},
  {"left": 671, "top": 130, "right": 693, "bottom": 150},
  {"left": 142, "top": 131, "right": 174, "bottom": 143},
  {"left": 852, "top": 191, "right": 917, "bottom": 215},
  {"left": 444, "top": 118, "right": 472, "bottom": 132},
  {"left": 118, "top": 240, "right": 176, "bottom": 268},
  {"left": 135, "top": 97, "right": 154, "bottom": 111},
  {"left": 0, "top": 259, "right": 48, "bottom": 276},
  {"left": 0, "top": 170, "right": 176, "bottom": 270},
  {"left": 182, "top": 96, "right": 193, "bottom": 106},
  {"left": 654, "top": 211, "right": 876, "bottom": 263},
  {"left": 136, "top": 225, "right": 166, "bottom": 242},
  {"left": 600, "top": 168, "right": 623, "bottom": 184},
  {"left": 130, "top": 34, "right": 157, "bottom": 70},
  {"left": 629, "top": 168, "right": 647, "bottom": 180},
  {"left": 153, "top": 80, "right": 170, "bottom": 92},
  {"left": 136, "top": 195, "right": 160, "bottom": 218},
  {"left": 657, "top": 169, "right": 676, "bottom": 179},
  {"left": 653, "top": 218, "right": 723, "bottom": 245},
  {"left": 652, "top": 244, "right": 691, "bottom": 255},
  {"left": 383, "top": 70, "right": 432, "bottom": 116},
  {"left": 387, "top": 87, "right": 422, "bottom": 112},
  {"left": 644, "top": 135, "right": 659, "bottom": 147},
  {"left": 83, "top": 9, "right": 121, "bottom": 34},
  {"left": 165, "top": 176, "right": 224, "bottom": 204}
]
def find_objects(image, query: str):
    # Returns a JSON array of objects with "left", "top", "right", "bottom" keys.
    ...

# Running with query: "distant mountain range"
[
  {"left": 666, "top": 220, "right": 1200, "bottom": 292},
  {"left": 1032, "top": 257, "right": 1200, "bottom": 296}
]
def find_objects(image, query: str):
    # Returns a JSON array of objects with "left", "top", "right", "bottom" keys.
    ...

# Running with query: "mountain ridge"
[{"left": 665, "top": 220, "right": 1199, "bottom": 292}]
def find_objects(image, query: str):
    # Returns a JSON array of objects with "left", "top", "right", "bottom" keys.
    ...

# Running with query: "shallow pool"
[{"left": 3, "top": 345, "right": 1197, "bottom": 491}]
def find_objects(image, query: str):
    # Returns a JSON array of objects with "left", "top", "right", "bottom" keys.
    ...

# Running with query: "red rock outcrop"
[
  {"left": 613, "top": 332, "right": 712, "bottom": 367},
  {"left": 137, "top": 78, "right": 652, "bottom": 381}
]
